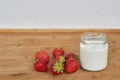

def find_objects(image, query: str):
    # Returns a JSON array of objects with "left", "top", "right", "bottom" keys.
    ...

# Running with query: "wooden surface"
[{"left": 0, "top": 29, "right": 120, "bottom": 80}]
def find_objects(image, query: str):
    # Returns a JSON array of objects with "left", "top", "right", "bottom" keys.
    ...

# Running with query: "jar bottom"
[{"left": 81, "top": 64, "right": 107, "bottom": 71}]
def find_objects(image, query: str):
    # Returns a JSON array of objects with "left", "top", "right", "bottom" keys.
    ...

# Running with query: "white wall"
[{"left": 0, "top": 0, "right": 120, "bottom": 29}]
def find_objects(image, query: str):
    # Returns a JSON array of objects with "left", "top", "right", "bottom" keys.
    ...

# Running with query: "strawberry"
[
  {"left": 65, "top": 58, "right": 79, "bottom": 73},
  {"left": 50, "top": 61, "right": 64, "bottom": 75},
  {"left": 34, "top": 61, "right": 48, "bottom": 72},
  {"left": 65, "top": 53, "right": 78, "bottom": 60},
  {"left": 53, "top": 48, "right": 64, "bottom": 58},
  {"left": 54, "top": 56, "right": 66, "bottom": 63},
  {"left": 35, "top": 50, "right": 50, "bottom": 63}
]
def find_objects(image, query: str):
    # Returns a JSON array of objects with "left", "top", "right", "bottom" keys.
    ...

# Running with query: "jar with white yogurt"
[{"left": 80, "top": 32, "right": 108, "bottom": 71}]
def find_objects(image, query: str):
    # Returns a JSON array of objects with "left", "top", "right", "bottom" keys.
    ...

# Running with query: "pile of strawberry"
[{"left": 34, "top": 48, "right": 79, "bottom": 75}]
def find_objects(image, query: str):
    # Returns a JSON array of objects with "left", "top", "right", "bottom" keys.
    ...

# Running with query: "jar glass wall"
[{"left": 80, "top": 32, "right": 108, "bottom": 71}]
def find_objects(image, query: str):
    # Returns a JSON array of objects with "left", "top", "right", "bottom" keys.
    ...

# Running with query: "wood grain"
[{"left": 0, "top": 29, "right": 120, "bottom": 80}]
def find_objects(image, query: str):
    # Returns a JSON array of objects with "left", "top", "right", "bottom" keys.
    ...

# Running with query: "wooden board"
[{"left": 0, "top": 29, "right": 120, "bottom": 80}]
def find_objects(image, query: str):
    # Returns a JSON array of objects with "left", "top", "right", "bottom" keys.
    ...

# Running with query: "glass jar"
[{"left": 80, "top": 32, "right": 108, "bottom": 71}]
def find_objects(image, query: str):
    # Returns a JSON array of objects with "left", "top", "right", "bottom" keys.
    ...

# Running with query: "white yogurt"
[{"left": 80, "top": 33, "right": 108, "bottom": 71}]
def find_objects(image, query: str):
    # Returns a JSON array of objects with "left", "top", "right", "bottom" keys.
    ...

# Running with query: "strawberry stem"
[
  {"left": 54, "top": 62, "right": 64, "bottom": 73},
  {"left": 74, "top": 55, "right": 79, "bottom": 60},
  {"left": 60, "top": 56, "right": 66, "bottom": 63}
]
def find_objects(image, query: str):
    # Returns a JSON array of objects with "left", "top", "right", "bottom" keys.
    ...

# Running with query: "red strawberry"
[
  {"left": 50, "top": 61, "right": 64, "bottom": 75},
  {"left": 53, "top": 48, "right": 64, "bottom": 58},
  {"left": 54, "top": 56, "right": 66, "bottom": 63},
  {"left": 65, "top": 53, "right": 78, "bottom": 60},
  {"left": 34, "top": 61, "right": 48, "bottom": 72},
  {"left": 65, "top": 58, "right": 79, "bottom": 73},
  {"left": 35, "top": 50, "right": 50, "bottom": 63}
]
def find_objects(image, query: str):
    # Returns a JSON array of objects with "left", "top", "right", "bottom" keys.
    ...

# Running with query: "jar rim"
[{"left": 81, "top": 32, "right": 107, "bottom": 45}]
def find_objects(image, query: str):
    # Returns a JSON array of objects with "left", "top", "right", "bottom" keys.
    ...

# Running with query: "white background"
[{"left": 0, "top": 0, "right": 120, "bottom": 29}]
